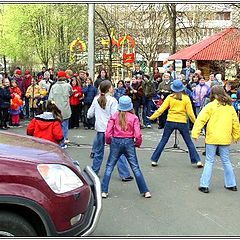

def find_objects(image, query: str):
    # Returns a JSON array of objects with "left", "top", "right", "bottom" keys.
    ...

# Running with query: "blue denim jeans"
[
  {"left": 195, "top": 106, "right": 201, "bottom": 116},
  {"left": 92, "top": 132, "right": 131, "bottom": 178},
  {"left": 101, "top": 137, "right": 149, "bottom": 194},
  {"left": 60, "top": 119, "right": 69, "bottom": 146},
  {"left": 117, "top": 154, "right": 132, "bottom": 179},
  {"left": 91, "top": 134, "right": 98, "bottom": 154},
  {"left": 151, "top": 121, "right": 200, "bottom": 164},
  {"left": 143, "top": 98, "right": 153, "bottom": 126},
  {"left": 200, "top": 144, "right": 237, "bottom": 188}
]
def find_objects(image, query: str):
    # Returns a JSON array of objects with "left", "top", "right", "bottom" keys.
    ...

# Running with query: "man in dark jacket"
[
  {"left": 142, "top": 74, "right": 155, "bottom": 128},
  {"left": 181, "top": 60, "right": 195, "bottom": 81},
  {"left": 0, "top": 78, "right": 11, "bottom": 129},
  {"left": 83, "top": 78, "right": 97, "bottom": 129}
]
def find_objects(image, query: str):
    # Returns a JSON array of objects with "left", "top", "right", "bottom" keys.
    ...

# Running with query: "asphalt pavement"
[{"left": 8, "top": 120, "right": 240, "bottom": 237}]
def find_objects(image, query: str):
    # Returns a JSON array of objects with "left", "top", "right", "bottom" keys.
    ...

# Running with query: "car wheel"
[{"left": 0, "top": 211, "right": 37, "bottom": 236}]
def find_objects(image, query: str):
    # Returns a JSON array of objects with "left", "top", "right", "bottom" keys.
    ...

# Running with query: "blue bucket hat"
[
  {"left": 171, "top": 80, "right": 185, "bottom": 93},
  {"left": 118, "top": 95, "right": 133, "bottom": 112}
]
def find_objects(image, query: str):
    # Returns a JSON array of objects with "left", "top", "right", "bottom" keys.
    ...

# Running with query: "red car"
[{"left": 0, "top": 131, "right": 102, "bottom": 237}]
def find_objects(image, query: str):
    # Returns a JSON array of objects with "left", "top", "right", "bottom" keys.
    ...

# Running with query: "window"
[{"left": 215, "top": 12, "right": 230, "bottom": 20}]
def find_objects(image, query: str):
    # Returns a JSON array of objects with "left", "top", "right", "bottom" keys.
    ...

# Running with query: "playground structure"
[{"left": 69, "top": 30, "right": 137, "bottom": 83}]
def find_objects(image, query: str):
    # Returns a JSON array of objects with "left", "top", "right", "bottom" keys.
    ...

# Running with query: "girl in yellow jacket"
[
  {"left": 148, "top": 80, "right": 203, "bottom": 168},
  {"left": 25, "top": 78, "right": 41, "bottom": 118},
  {"left": 192, "top": 85, "right": 240, "bottom": 193}
]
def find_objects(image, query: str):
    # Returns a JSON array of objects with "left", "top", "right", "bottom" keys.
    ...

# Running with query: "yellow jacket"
[
  {"left": 25, "top": 84, "right": 41, "bottom": 109},
  {"left": 149, "top": 94, "right": 196, "bottom": 124},
  {"left": 192, "top": 99, "right": 240, "bottom": 144}
]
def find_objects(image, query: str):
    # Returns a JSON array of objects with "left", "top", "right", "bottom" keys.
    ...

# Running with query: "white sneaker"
[
  {"left": 144, "top": 192, "right": 152, "bottom": 198},
  {"left": 61, "top": 144, "right": 68, "bottom": 149},
  {"left": 64, "top": 139, "right": 70, "bottom": 144},
  {"left": 147, "top": 125, "right": 152, "bottom": 128},
  {"left": 151, "top": 161, "right": 158, "bottom": 167},
  {"left": 197, "top": 161, "right": 204, "bottom": 168},
  {"left": 101, "top": 192, "right": 108, "bottom": 198}
]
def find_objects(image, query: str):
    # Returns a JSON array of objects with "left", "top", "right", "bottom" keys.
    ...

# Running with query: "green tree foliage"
[{"left": 0, "top": 4, "right": 88, "bottom": 71}]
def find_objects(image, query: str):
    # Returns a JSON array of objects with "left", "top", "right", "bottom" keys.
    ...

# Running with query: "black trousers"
[
  {"left": 0, "top": 108, "right": 9, "bottom": 128},
  {"left": 69, "top": 104, "right": 80, "bottom": 128}
]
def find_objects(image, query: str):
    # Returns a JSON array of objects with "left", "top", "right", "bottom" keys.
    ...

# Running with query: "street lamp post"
[{"left": 88, "top": 4, "right": 95, "bottom": 79}]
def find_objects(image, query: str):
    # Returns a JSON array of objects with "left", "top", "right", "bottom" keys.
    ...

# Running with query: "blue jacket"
[
  {"left": 180, "top": 67, "right": 195, "bottom": 81},
  {"left": 114, "top": 87, "right": 126, "bottom": 102},
  {"left": 0, "top": 87, "right": 11, "bottom": 109},
  {"left": 233, "top": 100, "right": 240, "bottom": 113},
  {"left": 83, "top": 84, "right": 97, "bottom": 104}
]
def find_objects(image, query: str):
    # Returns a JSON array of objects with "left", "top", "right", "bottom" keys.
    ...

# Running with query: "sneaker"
[
  {"left": 147, "top": 125, "right": 152, "bottom": 128},
  {"left": 197, "top": 161, "right": 204, "bottom": 168},
  {"left": 224, "top": 186, "right": 237, "bottom": 191},
  {"left": 84, "top": 127, "right": 88, "bottom": 130},
  {"left": 61, "top": 144, "right": 68, "bottom": 149},
  {"left": 198, "top": 187, "right": 209, "bottom": 193},
  {"left": 144, "top": 192, "right": 152, "bottom": 198},
  {"left": 151, "top": 161, "right": 158, "bottom": 167},
  {"left": 90, "top": 152, "right": 95, "bottom": 158},
  {"left": 121, "top": 176, "right": 134, "bottom": 182},
  {"left": 102, "top": 192, "right": 108, "bottom": 198},
  {"left": 64, "top": 139, "right": 70, "bottom": 144}
]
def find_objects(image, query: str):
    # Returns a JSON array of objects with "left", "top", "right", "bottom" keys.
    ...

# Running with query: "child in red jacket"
[
  {"left": 69, "top": 76, "right": 83, "bottom": 129},
  {"left": 27, "top": 100, "right": 64, "bottom": 145},
  {"left": 10, "top": 79, "right": 23, "bottom": 126}
]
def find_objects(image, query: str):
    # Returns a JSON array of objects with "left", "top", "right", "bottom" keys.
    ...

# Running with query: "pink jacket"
[{"left": 105, "top": 112, "right": 142, "bottom": 147}]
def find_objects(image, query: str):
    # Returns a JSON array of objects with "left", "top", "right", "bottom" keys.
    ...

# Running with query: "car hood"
[{"left": 0, "top": 131, "right": 72, "bottom": 165}]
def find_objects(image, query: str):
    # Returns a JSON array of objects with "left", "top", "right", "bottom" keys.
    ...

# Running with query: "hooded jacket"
[
  {"left": 192, "top": 99, "right": 240, "bottom": 144},
  {"left": 27, "top": 112, "right": 63, "bottom": 144}
]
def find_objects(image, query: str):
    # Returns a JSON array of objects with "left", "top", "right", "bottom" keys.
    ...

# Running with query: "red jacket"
[
  {"left": 10, "top": 87, "right": 23, "bottom": 110},
  {"left": 27, "top": 113, "right": 63, "bottom": 144},
  {"left": 70, "top": 86, "right": 83, "bottom": 105}
]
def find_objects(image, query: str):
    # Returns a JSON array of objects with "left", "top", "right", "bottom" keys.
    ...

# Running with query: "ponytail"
[{"left": 97, "top": 80, "right": 112, "bottom": 109}]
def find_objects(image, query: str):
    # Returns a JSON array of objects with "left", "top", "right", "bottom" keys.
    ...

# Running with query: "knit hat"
[
  {"left": 57, "top": 71, "right": 67, "bottom": 78},
  {"left": 15, "top": 70, "right": 22, "bottom": 75},
  {"left": 118, "top": 95, "right": 133, "bottom": 112},
  {"left": 171, "top": 80, "right": 185, "bottom": 92}
]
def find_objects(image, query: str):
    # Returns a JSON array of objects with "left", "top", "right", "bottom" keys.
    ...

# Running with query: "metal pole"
[{"left": 88, "top": 4, "right": 95, "bottom": 80}]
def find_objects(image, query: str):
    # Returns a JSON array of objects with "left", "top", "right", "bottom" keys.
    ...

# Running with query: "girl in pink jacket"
[{"left": 101, "top": 95, "right": 151, "bottom": 199}]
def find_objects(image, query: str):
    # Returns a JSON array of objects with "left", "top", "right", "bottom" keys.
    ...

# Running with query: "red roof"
[{"left": 168, "top": 27, "right": 240, "bottom": 61}]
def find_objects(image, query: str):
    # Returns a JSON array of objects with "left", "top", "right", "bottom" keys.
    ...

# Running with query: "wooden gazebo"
[{"left": 168, "top": 27, "right": 240, "bottom": 79}]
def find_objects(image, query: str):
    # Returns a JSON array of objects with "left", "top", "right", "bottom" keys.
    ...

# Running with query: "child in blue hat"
[{"left": 101, "top": 95, "right": 151, "bottom": 199}]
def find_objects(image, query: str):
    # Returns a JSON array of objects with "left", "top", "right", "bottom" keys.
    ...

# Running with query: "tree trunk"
[
  {"left": 3, "top": 55, "right": 7, "bottom": 73},
  {"left": 95, "top": 9, "right": 112, "bottom": 79},
  {"left": 165, "top": 4, "right": 177, "bottom": 54},
  {"left": 171, "top": 5, "right": 177, "bottom": 54}
]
